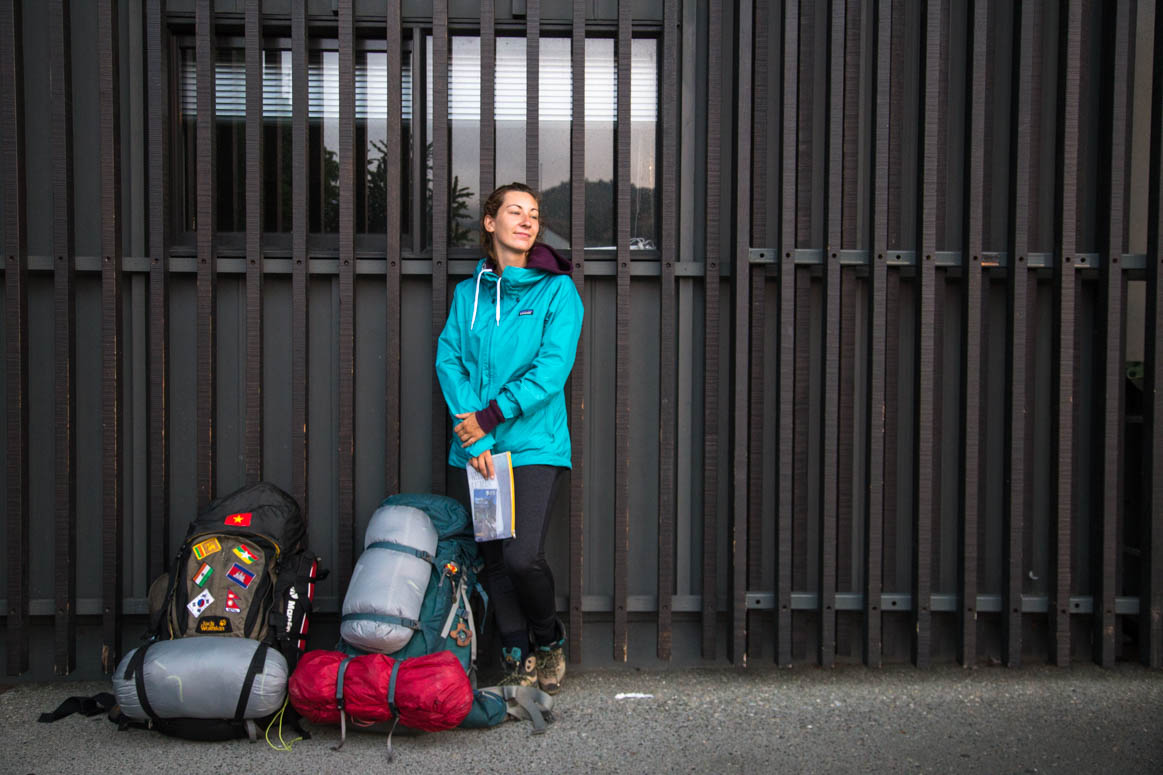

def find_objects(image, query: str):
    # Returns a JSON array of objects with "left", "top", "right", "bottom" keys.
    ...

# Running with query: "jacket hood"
[{"left": 482, "top": 243, "right": 572, "bottom": 277}]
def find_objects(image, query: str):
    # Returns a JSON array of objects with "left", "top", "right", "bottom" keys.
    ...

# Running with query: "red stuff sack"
[{"left": 288, "top": 649, "right": 473, "bottom": 732}]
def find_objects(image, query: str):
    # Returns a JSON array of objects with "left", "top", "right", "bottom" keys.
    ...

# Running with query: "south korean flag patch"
[{"left": 186, "top": 589, "right": 214, "bottom": 619}]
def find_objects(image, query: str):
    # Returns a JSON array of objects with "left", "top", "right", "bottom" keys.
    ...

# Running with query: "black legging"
[{"left": 448, "top": 464, "right": 566, "bottom": 652}]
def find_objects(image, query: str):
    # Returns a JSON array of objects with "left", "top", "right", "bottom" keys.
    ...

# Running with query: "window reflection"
[{"left": 177, "top": 45, "right": 412, "bottom": 237}]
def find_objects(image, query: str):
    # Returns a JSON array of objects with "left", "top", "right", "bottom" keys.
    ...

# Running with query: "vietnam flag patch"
[
  {"left": 225, "top": 512, "right": 253, "bottom": 527},
  {"left": 232, "top": 543, "right": 258, "bottom": 564}
]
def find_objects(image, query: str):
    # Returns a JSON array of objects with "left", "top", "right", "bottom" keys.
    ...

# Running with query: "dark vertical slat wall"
[
  {"left": 195, "top": 0, "right": 216, "bottom": 507},
  {"left": 50, "top": 0, "right": 76, "bottom": 676},
  {"left": 3, "top": 0, "right": 1161, "bottom": 678},
  {"left": 2, "top": 0, "right": 28, "bottom": 677},
  {"left": 613, "top": 0, "right": 631, "bottom": 663},
  {"left": 961, "top": 0, "right": 988, "bottom": 669},
  {"left": 745, "top": 0, "right": 767, "bottom": 663},
  {"left": 657, "top": 0, "right": 678, "bottom": 661},
  {"left": 430, "top": 0, "right": 449, "bottom": 495},
  {"left": 99, "top": 0, "right": 124, "bottom": 674},
  {"left": 1146, "top": 0, "right": 1163, "bottom": 670},
  {"left": 290, "top": 0, "right": 309, "bottom": 517},
  {"left": 1097, "top": 0, "right": 1132, "bottom": 669},
  {"left": 243, "top": 0, "right": 263, "bottom": 485},
  {"left": 701, "top": 0, "right": 722, "bottom": 661},
  {"left": 1054, "top": 0, "right": 1083, "bottom": 669},
  {"left": 730, "top": 0, "right": 753, "bottom": 668},
  {"left": 821, "top": 0, "right": 845, "bottom": 669},
  {"left": 146, "top": 0, "right": 170, "bottom": 589},
  {"left": 567, "top": 0, "right": 586, "bottom": 664},
  {"left": 775, "top": 0, "right": 797, "bottom": 668},
  {"left": 337, "top": 0, "right": 356, "bottom": 590},
  {"left": 385, "top": 0, "right": 403, "bottom": 496},
  {"left": 914, "top": 0, "right": 942, "bottom": 670}
]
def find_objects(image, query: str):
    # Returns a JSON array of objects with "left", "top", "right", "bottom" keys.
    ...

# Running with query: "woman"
[{"left": 436, "top": 182, "right": 583, "bottom": 693}]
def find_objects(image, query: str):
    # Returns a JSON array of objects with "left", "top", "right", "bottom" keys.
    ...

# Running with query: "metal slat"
[
  {"left": 51, "top": 0, "right": 77, "bottom": 676},
  {"left": 701, "top": 0, "right": 723, "bottom": 660},
  {"left": 914, "top": 0, "right": 944, "bottom": 669},
  {"left": 337, "top": 0, "right": 356, "bottom": 591},
  {"left": 290, "top": 0, "right": 309, "bottom": 517},
  {"left": 99, "top": 0, "right": 124, "bottom": 674},
  {"left": 1, "top": 0, "right": 28, "bottom": 677},
  {"left": 431, "top": 2, "right": 449, "bottom": 495},
  {"left": 776, "top": 0, "right": 797, "bottom": 669},
  {"left": 731, "top": 0, "right": 753, "bottom": 668},
  {"left": 195, "top": 0, "right": 216, "bottom": 507},
  {"left": 836, "top": 0, "right": 863, "bottom": 659},
  {"left": 820, "top": 0, "right": 845, "bottom": 668},
  {"left": 1146, "top": 0, "right": 1163, "bottom": 669},
  {"left": 526, "top": 0, "right": 539, "bottom": 190},
  {"left": 1097, "top": 0, "right": 1133, "bottom": 667},
  {"left": 411, "top": 28, "right": 426, "bottom": 255},
  {"left": 385, "top": 0, "right": 402, "bottom": 495},
  {"left": 744, "top": 0, "right": 772, "bottom": 665},
  {"left": 658, "top": 0, "right": 679, "bottom": 661},
  {"left": 146, "top": 0, "right": 170, "bottom": 594},
  {"left": 961, "top": 0, "right": 988, "bottom": 669},
  {"left": 1053, "top": 0, "right": 1083, "bottom": 668},
  {"left": 244, "top": 0, "right": 262, "bottom": 484},
  {"left": 792, "top": 264, "right": 811, "bottom": 660},
  {"left": 614, "top": 0, "right": 631, "bottom": 662},
  {"left": 745, "top": 0, "right": 768, "bottom": 665},
  {"left": 480, "top": 0, "right": 495, "bottom": 206},
  {"left": 1006, "top": 0, "right": 1039, "bottom": 668},
  {"left": 568, "top": 0, "right": 586, "bottom": 665}
]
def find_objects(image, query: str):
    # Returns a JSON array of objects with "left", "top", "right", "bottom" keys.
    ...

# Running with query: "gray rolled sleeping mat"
[
  {"left": 113, "top": 636, "right": 288, "bottom": 722},
  {"left": 340, "top": 504, "right": 437, "bottom": 653}
]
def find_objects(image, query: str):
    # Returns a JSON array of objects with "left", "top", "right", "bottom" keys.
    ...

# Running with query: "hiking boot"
[
  {"left": 498, "top": 647, "right": 538, "bottom": 688},
  {"left": 535, "top": 622, "right": 566, "bottom": 695}
]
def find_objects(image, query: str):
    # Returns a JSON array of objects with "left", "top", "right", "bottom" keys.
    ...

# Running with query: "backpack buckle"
[{"left": 451, "top": 619, "right": 472, "bottom": 647}]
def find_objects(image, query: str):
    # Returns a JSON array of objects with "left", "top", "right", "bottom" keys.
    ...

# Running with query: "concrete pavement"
[{"left": 1, "top": 663, "right": 1161, "bottom": 774}]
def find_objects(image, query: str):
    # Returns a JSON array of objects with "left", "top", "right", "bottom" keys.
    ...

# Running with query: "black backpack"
[{"left": 150, "top": 481, "right": 325, "bottom": 671}]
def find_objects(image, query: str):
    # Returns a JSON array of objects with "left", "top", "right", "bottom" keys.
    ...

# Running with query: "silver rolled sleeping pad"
[
  {"left": 339, "top": 503, "right": 438, "bottom": 653},
  {"left": 113, "top": 636, "right": 288, "bottom": 721}
]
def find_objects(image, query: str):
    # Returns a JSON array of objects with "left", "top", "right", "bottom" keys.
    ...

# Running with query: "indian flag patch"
[
  {"left": 192, "top": 562, "right": 214, "bottom": 587},
  {"left": 232, "top": 544, "right": 258, "bottom": 565}
]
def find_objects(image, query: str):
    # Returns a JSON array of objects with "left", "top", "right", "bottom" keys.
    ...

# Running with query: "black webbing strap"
[
  {"left": 234, "top": 642, "right": 270, "bottom": 722},
  {"left": 127, "top": 643, "right": 160, "bottom": 724},
  {"left": 37, "top": 693, "right": 116, "bottom": 723}
]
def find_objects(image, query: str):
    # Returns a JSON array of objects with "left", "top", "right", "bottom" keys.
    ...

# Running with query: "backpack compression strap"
[
  {"left": 365, "top": 540, "right": 435, "bottom": 564},
  {"left": 332, "top": 656, "right": 355, "bottom": 751},
  {"left": 233, "top": 642, "right": 270, "bottom": 722},
  {"left": 385, "top": 659, "right": 404, "bottom": 762},
  {"left": 126, "top": 642, "right": 160, "bottom": 725}
]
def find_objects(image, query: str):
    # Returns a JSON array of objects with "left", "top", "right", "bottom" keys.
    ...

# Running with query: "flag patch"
[
  {"left": 186, "top": 589, "right": 214, "bottom": 618},
  {"left": 197, "top": 617, "right": 232, "bottom": 634},
  {"left": 519, "top": 309, "right": 534, "bottom": 316},
  {"left": 225, "top": 512, "right": 253, "bottom": 527},
  {"left": 192, "top": 562, "right": 214, "bottom": 587},
  {"left": 224, "top": 589, "right": 242, "bottom": 613},
  {"left": 192, "top": 537, "right": 222, "bottom": 561},
  {"left": 232, "top": 544, "right": 258, "bottom": 565},
  {"left": 227, "top": 563, "right": 255, "bottom": 589}
]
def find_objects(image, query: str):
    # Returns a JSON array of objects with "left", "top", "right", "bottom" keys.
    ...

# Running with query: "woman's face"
[{"left": 484, "top": 191, "right": 539, "bottom": 257}]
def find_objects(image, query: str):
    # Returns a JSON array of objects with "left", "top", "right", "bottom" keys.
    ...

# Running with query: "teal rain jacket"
[{"left": 435, "top": 244, "right": 584, "bottom": 469}]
